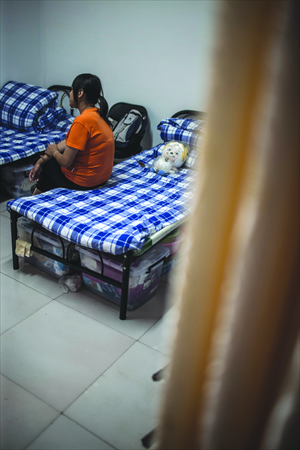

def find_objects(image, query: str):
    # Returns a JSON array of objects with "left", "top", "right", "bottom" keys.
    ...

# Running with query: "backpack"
[{"left": 113, "top": 109, "right": 143, "bottom": 148}]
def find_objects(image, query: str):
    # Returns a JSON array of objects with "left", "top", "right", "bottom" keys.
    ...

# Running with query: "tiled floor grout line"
[
  {"left": 23, "top": 420, "right": 60, "bottom": 450},
  {"left": 135, "top": 339, "right": 171, "bottom": 357},
  {"left": 1, "top": 314, "right": 163, "bottom": 448},
  {"left": 0, "top": 373, "right": 61, "bottom": 414},
  {"left": 0, "top": 263, "right": 67, "bottom": 300},
  {"left": 24, "top": 413, "right": 119, "bottom": 450},
  {"left": 53, "top": 297, "right": 149, "bottom": 340},
  {"left": 1, "top": 340, "right": 147, "bottom": 416},
  {"left": 23, "top": 412, "right": 118, "bottom": 450},
  {"left": 40, "top": 414, "right": 119, "bottom": 450},
  {"left": 21, "top": 404, "right": 120, "bottom": 450},
  {"left": 0, "top": 278, "right": 164, "bottom": 341},
  {"left": 60, "top": 341, "right": 165, "bottom": 450},
  {"left": 2, "top": 339, "right": 163, "bottom": 450},
  {"left": 65, "top": 415, "right": 119, "bottom": 450},
  {"left": 7, "top": 338, "right": 165, "bottom": 449},
  {"left": 0, "top": 299, "right": 53, "bottom": 336},
  {"left": 137, "top": 315, "right": 164, "bottom": 342},
  {"left": 135, "top": 340, "right": 170, "bottom": 358},
  {"left": 57, "top": 340, "right": 137, "bottom": 414},
  {"left": 1, "top": 256, "right": 173, "bottom": 337}
]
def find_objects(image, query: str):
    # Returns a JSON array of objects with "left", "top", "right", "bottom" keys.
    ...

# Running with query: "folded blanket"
[
  {"left": 35, "top": 106, "right": 73, "bottom": 132},
  {"left": 157, "top": 117, "right": 205, "bottom": 152},
  {"left": 158, "top": 118, "right": 203, "bottom": 132},
  {"left": 0, "top": 81, "right": 58, "bottom": 132}
]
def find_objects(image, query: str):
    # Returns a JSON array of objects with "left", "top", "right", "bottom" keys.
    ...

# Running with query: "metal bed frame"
[
  {"left": 48, "top": 85, "right": 74, "bottom": 116},
  {"left": 10, "top": 209, "right": 182, "bottom": 320}
]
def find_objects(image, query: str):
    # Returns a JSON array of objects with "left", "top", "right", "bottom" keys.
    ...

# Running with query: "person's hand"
[
  {"left": 29, "top": 160, "right": 42, "bottom": 182},
  {"left": 45, "top": 144, "right": 59, "bottom": 157}
]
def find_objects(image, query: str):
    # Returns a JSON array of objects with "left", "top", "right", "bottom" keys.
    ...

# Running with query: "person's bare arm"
[
  {"left": 45, "top": 143, "right": 79, "bottom": 168},
  {"left": 29, "top": 140, "right": 69, "bottom": 182},
  {"left": 57, "top": 139, "right": 66, "bottom": 153}
]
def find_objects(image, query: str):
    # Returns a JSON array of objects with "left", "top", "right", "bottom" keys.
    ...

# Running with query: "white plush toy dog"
[{"left": 150, "top": 141, "right": 188, "bottom": 175}]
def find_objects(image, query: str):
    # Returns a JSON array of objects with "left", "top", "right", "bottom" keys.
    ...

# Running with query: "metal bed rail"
[
  {"left": 10, "top": 210, "right": 172, "bottom": 320},
  {"left": 10, "top": 209, "right": 133, "bottom": 320}
]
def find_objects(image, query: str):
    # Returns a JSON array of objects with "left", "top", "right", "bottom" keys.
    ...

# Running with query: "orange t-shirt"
[{"left": 62, "top": 108, "right": 115, "bottom": 187}]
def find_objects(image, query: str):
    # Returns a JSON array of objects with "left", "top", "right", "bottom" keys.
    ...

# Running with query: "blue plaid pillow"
[
  {"left": 158, "top": 118, "right": 203, "bottom": 132},
  {"left": 157, "top": 118, "right": 204, "bottom": 153},
  {"left": 0, "top": 81, "right": 58, "bottom": 132}
]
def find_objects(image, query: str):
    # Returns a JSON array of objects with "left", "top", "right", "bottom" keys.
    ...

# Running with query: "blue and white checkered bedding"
[
  {"left": 7, "top": 146, "right": 196, "bottom": 255},
  {"left": 0, "top": 81, "right": 59, "bottom": 132},
  {"left": 158, "top": 118, "right": 204, "bottom": 150},
  {"left": 0, "top": 113, "right": 74, "bottom": 165},
  {"left": 0, "top": 81, "right": 75, "bottom": 165}
]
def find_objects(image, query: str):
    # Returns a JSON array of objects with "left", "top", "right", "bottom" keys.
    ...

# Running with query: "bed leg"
[
  {"left": 10, "top": 210, "right": 19, "bottom": 270},
  {"left": 119, "top": 251, "right": 133, "bottom": 320}
]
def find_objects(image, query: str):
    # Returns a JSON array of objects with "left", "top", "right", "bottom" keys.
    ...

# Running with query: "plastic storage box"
[
  {"left": 161, "top": 251, "right": 186, "bottom": 276},
  {"left": 17, "top": 217, "right": 77, "bottom": 278},
  {"left": 160, "top": 228, "right": 185, "bottom": 276},
  {"left": 0, "top": 161, "right": 36, "bottom": 198},
  {"left": 76, "top": 244, "right": 170, "bottom": 310},
  {"left": 160, "top": 229, "right": 184, "bottom": 256}
]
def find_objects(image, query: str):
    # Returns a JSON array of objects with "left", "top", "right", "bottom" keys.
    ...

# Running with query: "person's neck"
[{"left": 78, "top": 103, "right": 95, "bottom": 114}]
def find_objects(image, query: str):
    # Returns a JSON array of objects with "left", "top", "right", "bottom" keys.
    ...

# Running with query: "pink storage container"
[
  {"left": 160, "top": 230, "right": 185, "bottom": 276},
  {"left": 76, "top": 244, "right": 170, "bottom": 310},
  {"left": 160, "top": 230, "right": 184, "bottom": 256}
]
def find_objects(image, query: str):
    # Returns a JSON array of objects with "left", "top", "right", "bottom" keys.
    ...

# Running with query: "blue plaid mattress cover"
[
  {"left": 0, "top": 112, "right": 74, "bottom": 165},
  {"left": 7, "top": 145, "right": 196, "bottom": 255}
]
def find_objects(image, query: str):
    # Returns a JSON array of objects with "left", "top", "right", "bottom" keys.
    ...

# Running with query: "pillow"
[
  {"left": 184, "top": 149, "right": 199, "bottom": 169},
  {"left": 157, "top": 118, "right": 205, "bottom": 152},
  {"left": 0, "top": 81, "right": 58, "bottom": 132},
  {"left": 158, "top": 118, "right": 203, "bottom": 132}
]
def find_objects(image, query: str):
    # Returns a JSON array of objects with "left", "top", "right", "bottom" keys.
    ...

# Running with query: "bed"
[
  {"left": 7, "top": 110, "right": 205, "bottom": 319},
  {"left": 0, "top": 81, "right": 74, "bottom": 166}
]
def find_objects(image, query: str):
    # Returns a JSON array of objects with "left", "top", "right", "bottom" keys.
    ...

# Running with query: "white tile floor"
[{"left": 0, "top": 197, "right": 178, "bottom": 450}]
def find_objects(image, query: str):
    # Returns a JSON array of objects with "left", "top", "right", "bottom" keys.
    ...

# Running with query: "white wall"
[
  {"left": 0, "top": 1, "right": 42, "bottom": 87},
  {"left": 0, "top": 0, "right": 218, "bottom": 146}
]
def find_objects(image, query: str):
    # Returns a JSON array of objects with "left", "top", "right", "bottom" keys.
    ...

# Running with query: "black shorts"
[{"left": 36, "top": 158, "right": 98, "bottom": 192}]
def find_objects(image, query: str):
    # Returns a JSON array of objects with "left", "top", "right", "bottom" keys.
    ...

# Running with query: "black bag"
[
  {"left": 108, "top": 102, "right": 148, "bottom": 161},
  {"left": 113, "top": 109, "right": 143, "bottom": 148}
]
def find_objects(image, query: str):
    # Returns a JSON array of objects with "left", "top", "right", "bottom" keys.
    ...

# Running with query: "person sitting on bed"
[{"left": 29, "top": 73, "right": 115, "bottom": 195}]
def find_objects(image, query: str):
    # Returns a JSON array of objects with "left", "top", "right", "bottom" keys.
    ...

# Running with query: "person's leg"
[
  {"left": 34, "top": 157, "right": 92, "bottom": 193},
  {"left": 35, "top": 158, "right": 61, "bottom": 193},
  {"left": 35, "top": 158, "right": 82, "bottom": 193}
]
